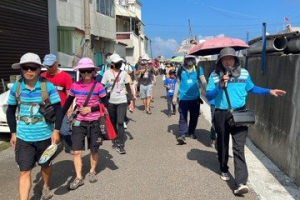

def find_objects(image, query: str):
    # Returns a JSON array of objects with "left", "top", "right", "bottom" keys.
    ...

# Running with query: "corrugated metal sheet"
[{"left": 0, "top": 0, "right": 49, "bottom": 85}]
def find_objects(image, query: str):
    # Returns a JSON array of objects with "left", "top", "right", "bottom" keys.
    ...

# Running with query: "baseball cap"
[
  {"left": 43, "top": 54, "right": 57, "bottom": 67},
  {"left": 12, "top": 53, "right": 44, "bottom": 69},
  {"left": 110, "top": 54, "right": 124, "bottom": 63}
]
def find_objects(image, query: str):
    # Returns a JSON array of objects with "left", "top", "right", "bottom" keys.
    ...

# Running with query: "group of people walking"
[{"left": 6, "top": 47, "right": 286, "bottom": 200}]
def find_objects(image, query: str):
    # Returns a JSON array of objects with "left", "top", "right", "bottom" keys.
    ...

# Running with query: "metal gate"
[{"left": 0, "top": 0, "right": 49, "bottom": 87}]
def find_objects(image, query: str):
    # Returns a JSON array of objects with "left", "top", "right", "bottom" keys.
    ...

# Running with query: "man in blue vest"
[{"left": 206, "top": 47, "right": 286, "bottom": 195}]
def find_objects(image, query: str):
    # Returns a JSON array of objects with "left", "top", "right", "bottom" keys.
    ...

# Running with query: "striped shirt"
[
  {"left": 70, "top": 79, "right": 106, "bottom": 121},
  {"left": 206, "top": 68, "right": 254, "bottom": 109},
  {"left": 7, "top": 79, "right": 61, "bottom": 142}
]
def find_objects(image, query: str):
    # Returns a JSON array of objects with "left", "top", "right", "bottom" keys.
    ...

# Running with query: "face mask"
[
  {"left": 106, "top": 59, "right": 111, "bottom": 64},
  {"left": 114, "top": 62, "right": 123, "bottom": 69}
]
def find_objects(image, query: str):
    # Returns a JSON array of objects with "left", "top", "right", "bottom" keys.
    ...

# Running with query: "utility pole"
[
  {"left": 261, "top": 22, "right": 267, "bottom": 74},
  {"left": 84, "top": 0, "right": 92, "bottom": 59},
  {"left": 188, "top": 19, "right": 192, "bottom": 40},
  {"left": 149, "top": 39, "right": 153, "bottom": 60}
]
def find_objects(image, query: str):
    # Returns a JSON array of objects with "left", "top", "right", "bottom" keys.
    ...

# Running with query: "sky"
[{"left": 141, "top": 0, "right": 300, "bottom": 59}]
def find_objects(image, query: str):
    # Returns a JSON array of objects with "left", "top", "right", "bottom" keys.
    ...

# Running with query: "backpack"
[
  {"left": 177, "top": 65, "right": 201, "bottom": 81},
  {"left": 15, "top": 77, "right": 56, "bottom": 123}
]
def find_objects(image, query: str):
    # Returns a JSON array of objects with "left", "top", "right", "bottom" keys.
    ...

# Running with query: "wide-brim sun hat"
[
  {"left": 74, "top": 57, "right": 99, "bottom": 71},
  {"left": 12, "top": 52, "right": 44, "bottom": 69},
  {"left": 216, "top": 47, "right": 239, "bottom": 66}
]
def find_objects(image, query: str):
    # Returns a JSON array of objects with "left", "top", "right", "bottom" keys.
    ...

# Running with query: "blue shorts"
[{"left": 140, "top": 84, "right": 153, "bottom": 99}]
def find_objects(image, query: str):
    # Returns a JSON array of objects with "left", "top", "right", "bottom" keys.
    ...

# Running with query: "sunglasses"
[
  {"left": 79, "top": 69, "right": 94, "bottom": 74},
  {"left": 21, "top": 66, "right": 40, "bottom": 71}
]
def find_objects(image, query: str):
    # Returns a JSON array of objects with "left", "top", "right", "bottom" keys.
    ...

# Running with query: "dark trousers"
[
  {"left": 166, "top": 96, "right": 176, "bottom": 114},
  {"left": 107, "top": 103, "right": 128, "bottom": 146},
  {"left": 210, "top": 105, "right": 216, "bottom": 140},
  {"left": 178, "top": 99, "right": 200, "bottom": 137},
  {"left": 214, "top": 109, "right": 248, "bottom": 186}
]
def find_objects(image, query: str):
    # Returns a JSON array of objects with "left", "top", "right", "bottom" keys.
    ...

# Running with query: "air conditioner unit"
[{"left": 119, "top": 0, "right": 128, "bottom": 6}]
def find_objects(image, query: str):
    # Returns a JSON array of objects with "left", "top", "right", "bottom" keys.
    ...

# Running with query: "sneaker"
[
  {"left": 41, "top": 187, "right": 53, "bottom": 200},
  {"left": 177, "top": 136, "right": 186, "bottom": 145},
  {"left": 234, "top": 184, "right": 249, "bottom": 195},
  {"left": 117, "top": 145, "right": 126, "bottom": 154},
  {"left": 88, "top": 172, "right": 98, "bottom": 183},
  {"left": 112, "top": 141, "right": 118, "bottom": 149},
  {"left": 123, "top": 122, "right": 127, "bottom": 129},
  {"left": 220, "top": 172, "right": 230, "bottom": 181},
  {"left": 69, "top": 178, "right": 84, "bottom": 190},
  {"left": 189, "top": 134, "right": 197, "bottom": 139}
]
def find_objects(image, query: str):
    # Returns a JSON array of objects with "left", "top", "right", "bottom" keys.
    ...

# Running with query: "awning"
[{"left": 115, "top": 4, "right": 136, "bottom": 18}]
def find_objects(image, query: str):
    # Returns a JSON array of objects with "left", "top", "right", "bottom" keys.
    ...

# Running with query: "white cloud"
[
  {"left": 198, "top": 34, "right": 226, "bottom": 41},
  {"left": 152, "top": 37, "right": 179, "bottom": 59}
]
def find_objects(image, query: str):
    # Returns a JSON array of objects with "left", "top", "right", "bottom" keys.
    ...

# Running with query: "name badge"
[
  {"left": 115, "top": 88, "right": 120, "bottom": 93},
  {"left": 187, "top": 79, "right": 193, "bottom": 84}
]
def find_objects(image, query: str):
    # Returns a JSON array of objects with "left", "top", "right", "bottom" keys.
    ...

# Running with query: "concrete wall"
[
  {"left": 57, "top": 0, "right": 116, "bottom": 40},
  {"left": 199, "top": 54, "right": 300, "bottom": 186}
]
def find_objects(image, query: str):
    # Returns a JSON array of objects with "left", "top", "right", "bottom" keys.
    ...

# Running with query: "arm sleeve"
[
  {"left": 55, "top": 95, "right": 75, "bottom": 130},
  {"left": 53, "top": 102, "right": 63, "bottom": 130},
  {"left": 206, "top": 75, "right": 220, "bottom": 101},
  {"left": 91, "top": 105, "right": 100, "bottom": 112},
  {"left": 125, "top": 83, "right": 133, "bottom": 100},
  {"left": 6, "top": 105, "right": 17, "bottom": 133},
  {"left": 249, "top": 85, "right": 271, "bottom": 95},
  {"left": 206, "top": 85, "right": 221, "bottom": 101}
]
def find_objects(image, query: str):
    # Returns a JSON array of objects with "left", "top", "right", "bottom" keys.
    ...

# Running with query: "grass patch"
[{"left": 0, "top": 142, "right": 10, "bottom": 151}]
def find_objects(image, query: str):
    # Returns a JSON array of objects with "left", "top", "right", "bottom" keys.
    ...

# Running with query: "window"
[{"left": 96, "top": 0, "right": 115, "bottom": 17}]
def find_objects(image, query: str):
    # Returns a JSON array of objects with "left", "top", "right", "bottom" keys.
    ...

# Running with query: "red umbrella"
[{"left": 188, "top": 37, "right": 249, "bottom": 56}]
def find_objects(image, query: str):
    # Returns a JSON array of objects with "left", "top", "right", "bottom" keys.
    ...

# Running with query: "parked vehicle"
[{"left": 0, "top": 68, "right": 79, "bottom": 133}]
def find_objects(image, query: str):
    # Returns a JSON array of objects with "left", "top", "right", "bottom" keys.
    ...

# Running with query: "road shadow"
[
  {"left": 195, "top": 128, "right": 211, "bottom": 147},
  {"left": 187, "top": 148, "right": 236, "bottom": 191},
  {"left": 160, "top": 109, "right": 169, "bottom": 116},
  {"left": 136, "top": 105, "right": 145, "bottom": 111},
  {"left": 30, "top": 149, "right": 118, "bottom": 199}
]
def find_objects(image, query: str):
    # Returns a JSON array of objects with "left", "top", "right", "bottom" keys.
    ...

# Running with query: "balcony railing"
[{"left": 116, "top": 32, "right": 139, "bottom": 47}]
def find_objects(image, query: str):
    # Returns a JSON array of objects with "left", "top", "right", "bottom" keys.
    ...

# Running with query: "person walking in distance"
[
  {"left": 173, "top": 55, "right": 206, "bottom": 144},
  {"left": 164, "top": 69, "right": 177, "bottom": 117},
  {"left": 136, "top": 56, "right": 155, "bottom": 114},
  {"left": 101, "top": 53, "right": 133, "bottom": 154},
  {"left": 41, "top": 54, "right": 73, "bottom": 154},
  {"left": 206, "top": 47, "right": 286, "bottom": 195}
]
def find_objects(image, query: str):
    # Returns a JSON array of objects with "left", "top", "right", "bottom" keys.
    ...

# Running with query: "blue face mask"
[{"left": 106, "top": 59, "right": 111, "bottom": 64}]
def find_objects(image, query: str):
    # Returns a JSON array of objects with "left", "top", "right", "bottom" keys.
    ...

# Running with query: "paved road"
[{"left": 0, "top": 76, "right": 298, "bottom": 200}]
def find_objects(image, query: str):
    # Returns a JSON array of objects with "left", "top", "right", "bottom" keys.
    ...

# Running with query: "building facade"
[{"left": 115, "top": 0, "right": 149, "bottom": 65}]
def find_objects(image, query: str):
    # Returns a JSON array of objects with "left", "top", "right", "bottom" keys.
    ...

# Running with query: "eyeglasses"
[
  {"left": 21, "top": 66, "right": 40, "bottom": 71},
  {"left": 79, "top": 69, "right": 94, "bottom": 74}
]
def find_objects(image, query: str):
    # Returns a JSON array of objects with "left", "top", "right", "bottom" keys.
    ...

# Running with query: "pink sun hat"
[{"left": 74, "top": 57, "right": 99, "bottom": 71}]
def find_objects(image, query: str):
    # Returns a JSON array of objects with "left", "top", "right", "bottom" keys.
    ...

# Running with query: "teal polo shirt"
[
  {"left": 7, "top": 78, "right": 60, "bottom": 142},
  {"left": 207, "top": 68, "right": 254, "bottom": 109},
  {"left": 179, "top": 66, "right": 204, "bottom": 101}
]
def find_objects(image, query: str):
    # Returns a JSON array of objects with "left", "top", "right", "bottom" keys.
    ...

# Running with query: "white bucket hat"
[{"left": 12, "top": 53, "right": 44, "bottom": 69}]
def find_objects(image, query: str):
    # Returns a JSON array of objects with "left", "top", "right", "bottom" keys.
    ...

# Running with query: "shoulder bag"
[{"left": 223, "top": 87, "right": 255, "bottom": 127}]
